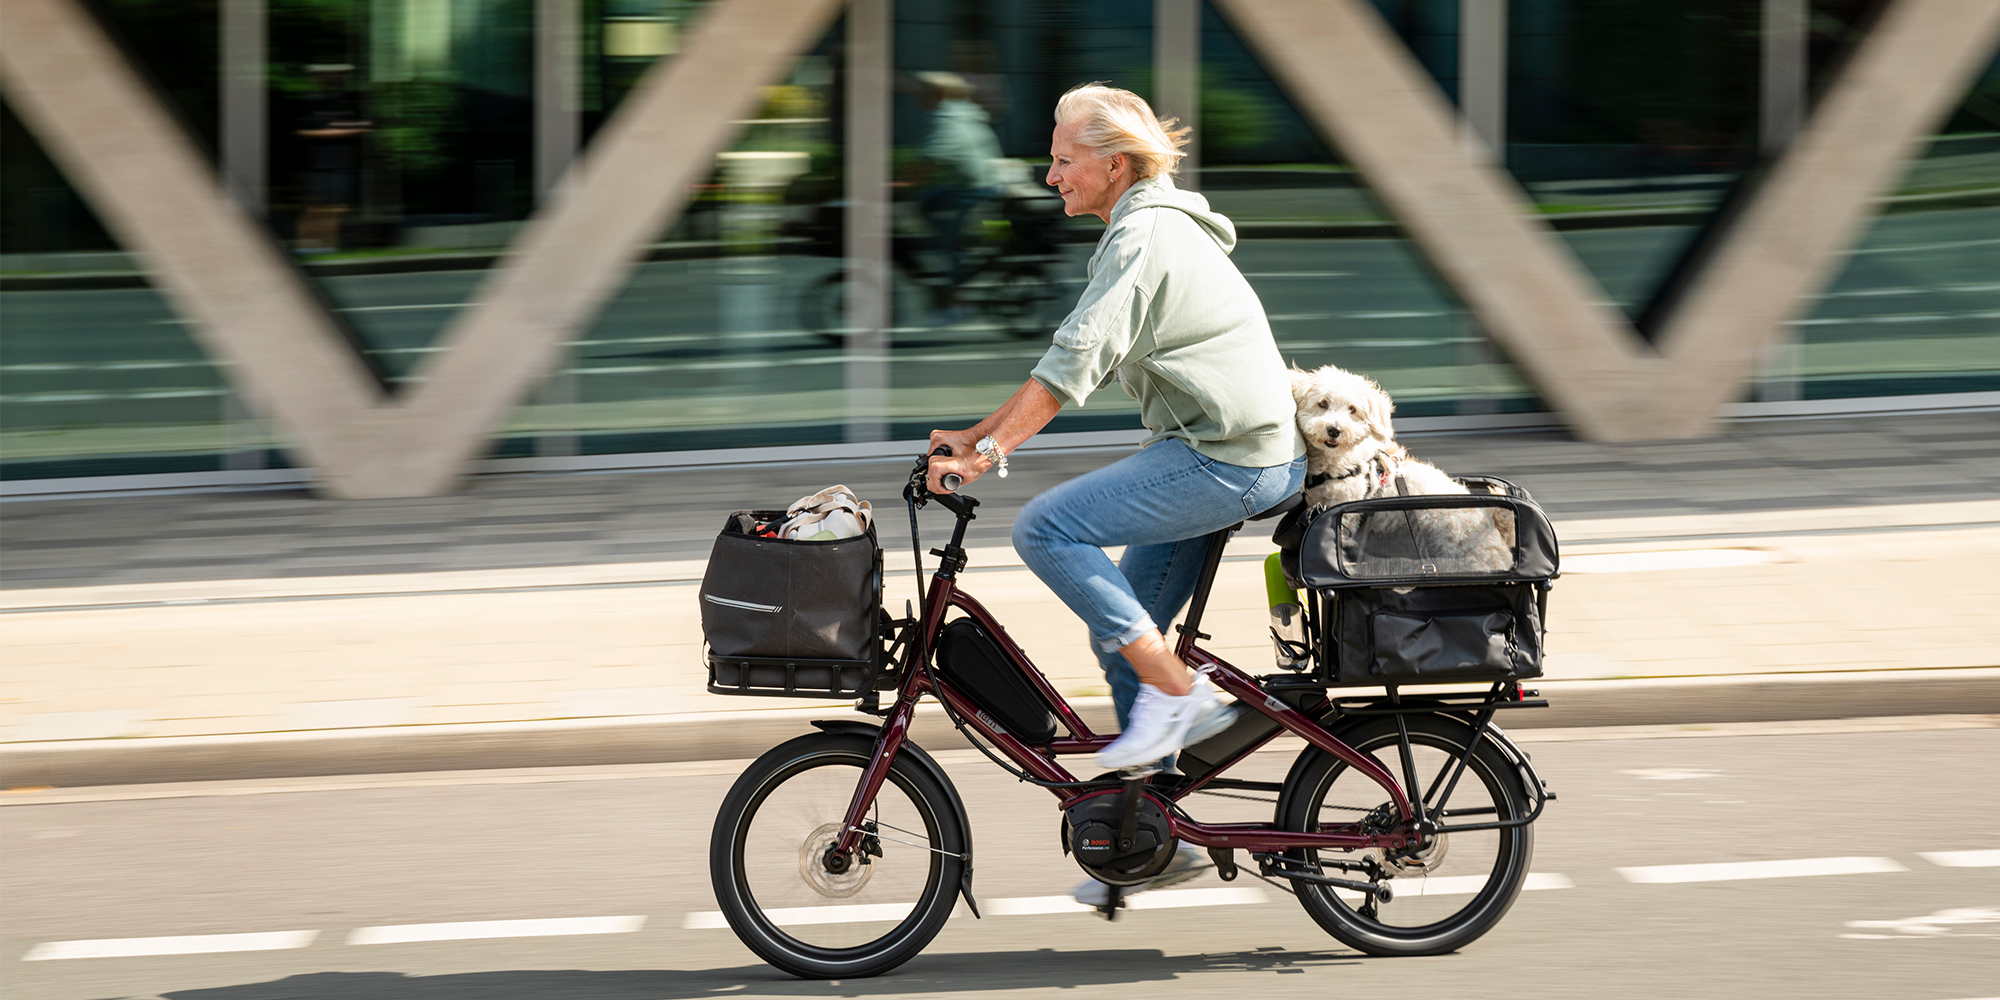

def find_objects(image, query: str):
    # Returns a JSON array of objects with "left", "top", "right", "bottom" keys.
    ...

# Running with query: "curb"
[{"left": 5, "top": 668, "right": 1997, "bottom": 790}]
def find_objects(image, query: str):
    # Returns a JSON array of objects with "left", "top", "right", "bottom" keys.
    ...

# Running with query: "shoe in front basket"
[
  {"left": 779, "top": 485, "right": 873, "bottom": 540},
  {"left": 1096, "top": 679, "right": 1222, "bottom": 770}
]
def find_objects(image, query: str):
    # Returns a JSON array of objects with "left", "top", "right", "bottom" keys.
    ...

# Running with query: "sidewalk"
[{"left": 3, "top": 410, "right": 1997, "bottom": 784}]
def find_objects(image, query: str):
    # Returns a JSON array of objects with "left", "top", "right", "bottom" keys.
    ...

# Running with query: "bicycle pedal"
[{"left": 1096, "top": 885, "right": 1125, "bottom": 921}]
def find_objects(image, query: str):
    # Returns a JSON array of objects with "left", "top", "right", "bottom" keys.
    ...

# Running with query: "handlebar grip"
[{"left": 941, "top": 472, "right": 963, "bottom": 492}]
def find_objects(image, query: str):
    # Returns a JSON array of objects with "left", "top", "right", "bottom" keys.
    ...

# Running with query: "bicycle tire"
[
  {"left": 710, "top": 732, "right": 965, "bottom": 979},
  {"left": 1277, "top": 713, "right": 1533, "bottom": 956}
]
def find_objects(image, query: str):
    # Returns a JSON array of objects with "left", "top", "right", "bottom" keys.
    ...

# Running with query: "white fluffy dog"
[{"left": 1290, "top": 364, "right": 1513, "bottom": 570}]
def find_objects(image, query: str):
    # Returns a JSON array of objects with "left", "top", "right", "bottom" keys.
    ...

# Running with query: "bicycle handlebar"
[{"left": 906, "top": 445, "right": 961, "bottom": 499}]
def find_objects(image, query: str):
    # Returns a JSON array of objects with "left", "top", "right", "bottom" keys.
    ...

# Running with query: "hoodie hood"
[{"left": 1108, "top": 175, "right": 1237, "bottom": 254}]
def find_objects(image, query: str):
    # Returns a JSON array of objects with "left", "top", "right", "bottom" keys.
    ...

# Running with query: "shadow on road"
[{"left": 152, "top": 946, "right": 1365, "bottom": 998}]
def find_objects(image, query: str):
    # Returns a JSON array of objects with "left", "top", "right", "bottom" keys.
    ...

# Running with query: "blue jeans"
[{"left": 1011, "top": 439, "right": 1306, "bottom": 727}]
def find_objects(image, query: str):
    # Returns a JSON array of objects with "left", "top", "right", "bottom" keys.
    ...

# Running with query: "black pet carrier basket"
[{"left": 1277, "top": 477, "right": 1559, "bottom": 687}]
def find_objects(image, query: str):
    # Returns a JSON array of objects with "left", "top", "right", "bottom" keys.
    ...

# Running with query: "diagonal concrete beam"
[
  {"left": 1655, "top": 0, "right": 2000, "bottom": 429},
  {"left": 1, "top": 0, "right": 844, "bottom": 497},
  {"left": 0, "top": 0, "right": 386, "bottom": 478},
  {"left": 1213, "top": 0, "right": 2000, "bottom": 440},
  {"left": 1212, "top": 0, "right": 1656, "bottom": 440},
  {"left": 354, "top": 0, "right": 847, "bottom": 496}
]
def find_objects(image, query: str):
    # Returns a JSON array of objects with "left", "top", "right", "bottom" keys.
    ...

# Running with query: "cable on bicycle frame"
[{"left": 902, "top": 493, "right": 1099, "bottom": 792}]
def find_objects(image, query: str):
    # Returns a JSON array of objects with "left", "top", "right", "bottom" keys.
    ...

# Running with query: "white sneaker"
[
  {"left": 1182, "top": 692, "right": 1242, "bottom": 747},
  {"left": 1071, "top": 843, "right": 1210, "bottom": 907},
  {"left": 1097, "top": 679, "right": 1222, "bottom": 770}
]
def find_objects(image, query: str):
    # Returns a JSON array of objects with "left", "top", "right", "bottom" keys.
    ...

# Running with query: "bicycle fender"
[
  {"left": 810, "top": 719, "right": 980, "bottom": 917},
  {"left": 1277, "top": 711, "right": 1547, "bottom": 814}
]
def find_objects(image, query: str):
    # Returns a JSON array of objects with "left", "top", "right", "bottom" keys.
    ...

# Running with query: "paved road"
[
  {"left": 6, "top": 722, "right": 1997, "bottom": 999},
  {"left": 4, "top": 207, "right": 1996, "bottom": 465}
]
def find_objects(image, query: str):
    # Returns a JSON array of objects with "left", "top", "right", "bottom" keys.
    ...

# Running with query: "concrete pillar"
[
  {"left": 1154, "top": 0, "right": 1201, "bottom": 188},
  {"left": 1761, "top": 0, "right": 1807, "bottom": 156},
  {"left": 1756, "top": 0, "right": 1809, "bottom": 402},
  {"left": 220, "top": 0, "right": 265, "bottom": 215},
  {"left": 1458, "top": 0, "right": 1505, "bottom": 162},
  {"left": 221, "top": 0, "right": 270, "bottom": 471},
  {"left": 536, "top": 0, "right": 581, "bottom": 201},
  {"left": 844, "top": 0, "right": 892, "bottom": 444}
]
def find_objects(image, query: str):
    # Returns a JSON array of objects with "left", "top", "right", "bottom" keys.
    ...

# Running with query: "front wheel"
[
  {"left": 1277, "top": 713, "right": 1533, "bottom": 956},
  {"left": 710, "top": 732, "right": 965, "bottom": 979}
]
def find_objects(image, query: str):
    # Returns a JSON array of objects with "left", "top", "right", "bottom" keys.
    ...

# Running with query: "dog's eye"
[
  {"left": 1316, "top": 400, "right": 1329, "bottom": 410},
  {"left": 1348, "top": 405, "right": 1361, "bottom": 417}
]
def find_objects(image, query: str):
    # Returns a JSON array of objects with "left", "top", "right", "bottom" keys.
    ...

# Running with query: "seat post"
[{"left": 1173, "top": 523, "right": 1241, "bottom": 656}]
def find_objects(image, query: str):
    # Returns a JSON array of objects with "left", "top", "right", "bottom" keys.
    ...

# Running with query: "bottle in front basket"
[{"left": 1264, "top": 552, "right": 1309, "bottom": 669}]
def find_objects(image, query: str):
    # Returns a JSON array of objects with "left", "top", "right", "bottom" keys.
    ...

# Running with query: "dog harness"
[{"left": 1305, "top": 455, "right": 1399, "bottom": 497}]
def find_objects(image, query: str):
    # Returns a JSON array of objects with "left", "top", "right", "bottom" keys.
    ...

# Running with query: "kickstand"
[{"left": 1096, "top": 882, "right": 1125, "bottom": 921}]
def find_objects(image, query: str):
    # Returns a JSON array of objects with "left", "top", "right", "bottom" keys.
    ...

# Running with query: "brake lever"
[{"left": 905, "top": 445, "right": 961, "bottom": 506}]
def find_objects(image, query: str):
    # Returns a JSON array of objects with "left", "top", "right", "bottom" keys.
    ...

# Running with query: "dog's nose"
[{"left": 1326, "top": 428, "right": 1341, "bottom": 444}]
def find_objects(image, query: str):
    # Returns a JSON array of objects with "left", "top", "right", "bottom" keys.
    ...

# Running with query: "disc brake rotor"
[
  {"left": 1358, "top": 801, "right": 1449, "bottom": 876},
  {"left": 798, "top": 822, "right": 873, "bottom": 898}
]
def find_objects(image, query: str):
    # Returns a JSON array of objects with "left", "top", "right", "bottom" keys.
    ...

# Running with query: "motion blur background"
[{"left": 2, "top": 0, "right": 1995, "bottom": 494}]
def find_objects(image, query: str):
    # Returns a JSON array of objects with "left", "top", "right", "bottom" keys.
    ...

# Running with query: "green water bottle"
[{"left": 1264, "top": 552, "right": 1309, "bottom": 670}]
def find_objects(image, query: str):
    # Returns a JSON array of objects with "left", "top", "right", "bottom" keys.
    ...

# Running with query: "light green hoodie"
[{"left": 1030, "top": 176, "right": 1304, "bottom": 469}]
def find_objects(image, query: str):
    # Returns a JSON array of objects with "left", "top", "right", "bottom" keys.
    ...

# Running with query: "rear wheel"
[
  {"left": 710, "top": 733, "right": 965, "bottom": 978},
  {"left": 1277, "top": 713, "right": 1533, "bottom": 956}
]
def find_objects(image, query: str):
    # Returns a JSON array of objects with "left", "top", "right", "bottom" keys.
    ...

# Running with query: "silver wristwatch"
[{"left": 976, "top": 434, "right": 1009, "bottom": 478}]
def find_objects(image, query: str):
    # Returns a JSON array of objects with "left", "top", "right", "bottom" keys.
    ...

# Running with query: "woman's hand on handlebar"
[{"left": 926, "top": 428, "right": 987, "bottom": 493}]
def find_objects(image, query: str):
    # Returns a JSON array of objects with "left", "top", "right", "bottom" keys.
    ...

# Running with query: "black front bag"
[
  {"left": 700, "top": 510, "right": 884, "bottom": 697},
  {"left": 933, "top": 618, "right": 1059, "bottom": 744}
]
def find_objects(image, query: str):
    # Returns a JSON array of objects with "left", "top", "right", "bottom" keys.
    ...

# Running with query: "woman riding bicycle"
[{"left": 925, "top": 83, "right": 1305, "bottom": 829}]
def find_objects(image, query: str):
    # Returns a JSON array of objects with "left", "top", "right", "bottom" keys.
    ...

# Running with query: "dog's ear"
[
  {"left": 1359, "top": 377, "right": 1395, "bottom": 438},
  {"left": 1289, "top": 366, "right": 1313, "bottom": 401}
]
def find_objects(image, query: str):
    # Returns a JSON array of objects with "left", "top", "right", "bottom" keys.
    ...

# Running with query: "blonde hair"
[{"left": 1053, "top": 83, "right": 1190, "bottom": 180}]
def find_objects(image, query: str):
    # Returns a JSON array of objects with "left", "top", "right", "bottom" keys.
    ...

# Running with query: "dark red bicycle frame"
[{"left": 830, "top": 534, "right": 1419, "bottom": 865}]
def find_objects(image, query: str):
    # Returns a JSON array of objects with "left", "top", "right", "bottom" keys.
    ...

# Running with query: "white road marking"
[
  {"left": 1563, "top": 549, "right": 1780, "bottom": 574},
  {"left": 1620, "top": 768, "right": 1724, "bottom": 780},
  {"left": 1920, "top": 849, "right": 2000, "bottom": 868},
  {"left": 1618, "top": 856, "right": 1907, "bottom": 884},
  {"left": 683, "top": 903, "right": 914, "bottom": 929},
  {"left": 347, "top": 916, "right": 645, "bottom": 945},
  {"left": 23, "top": 931, "right": 318, "bottom": 961},
  {"left": 1841, "top": 906, "right": 2000, "bottom": 939},
  {"left": 1333, "top": 872, "right": 1574, "bottom": 900}
]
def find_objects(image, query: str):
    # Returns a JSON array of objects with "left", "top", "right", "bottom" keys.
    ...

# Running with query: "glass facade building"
[{"left": 2, "top": 0, "right": 1995, "bottom": 490}]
